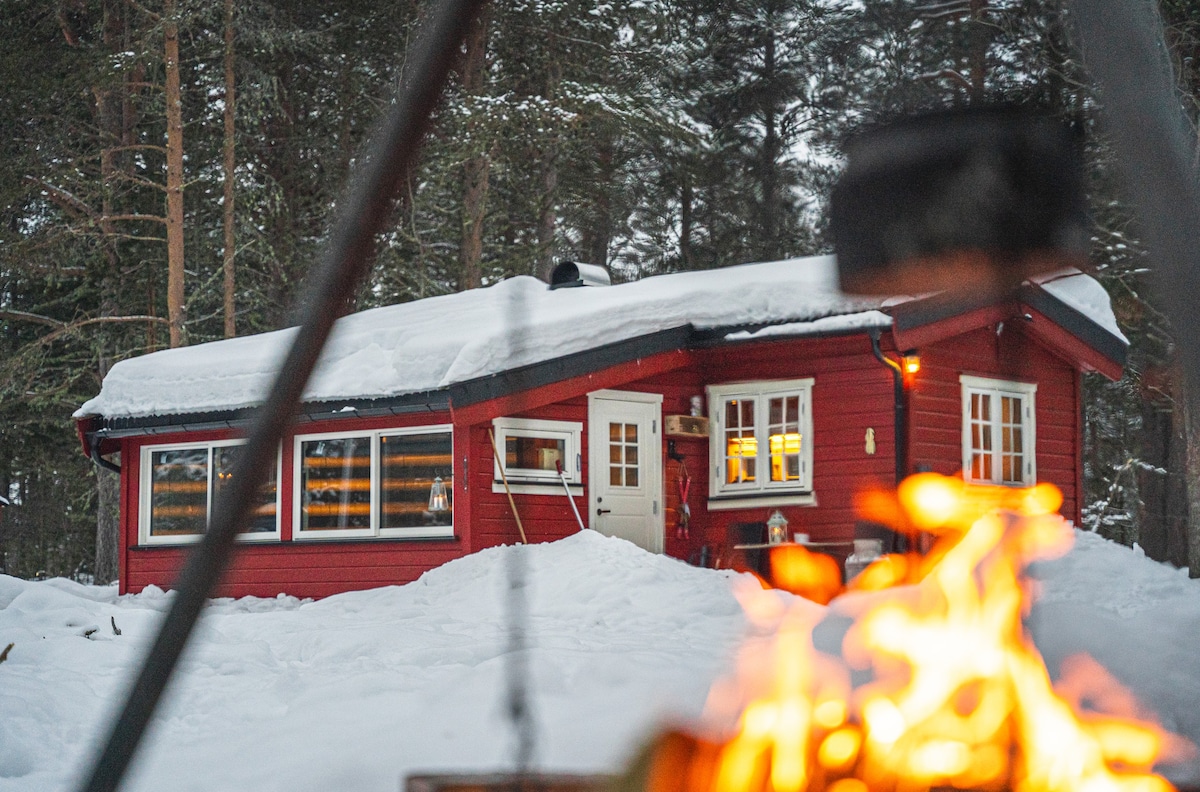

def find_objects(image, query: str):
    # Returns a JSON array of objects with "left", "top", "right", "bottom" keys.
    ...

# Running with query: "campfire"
[{"left": 626, "top": 474, "right": 1191, "bottom": 792}]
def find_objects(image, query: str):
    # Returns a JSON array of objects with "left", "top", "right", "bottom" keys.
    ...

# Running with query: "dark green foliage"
[{"left": 3, "top": 0, "right": 1200, "bottom": 576}]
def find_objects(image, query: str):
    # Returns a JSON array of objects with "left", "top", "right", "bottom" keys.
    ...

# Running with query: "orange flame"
[{"left": 689, "top": 474, "right": 1186, "bottom": 792}]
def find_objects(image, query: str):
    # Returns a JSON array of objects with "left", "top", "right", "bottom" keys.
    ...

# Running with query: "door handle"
[{"left": 597, "top": 508, "right": 612, "bottom": 515}]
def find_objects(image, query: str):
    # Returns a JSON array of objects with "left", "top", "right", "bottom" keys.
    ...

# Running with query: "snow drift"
[{"left": 0, "top": 529, "right": 1195, "bottom": 792}]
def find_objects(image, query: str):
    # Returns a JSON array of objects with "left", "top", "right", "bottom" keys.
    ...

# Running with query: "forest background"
[{"left": 2, "top": 0, "right": 1199, "bottom": 584}]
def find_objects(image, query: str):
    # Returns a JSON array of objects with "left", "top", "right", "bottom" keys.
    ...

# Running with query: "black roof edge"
[
  {"left": 690, "top": 313, "right": 893, "bottom": 348},
  {"left": 88, "top": 392, "right": 452, "bottom": 440},
  {"left": 890, "top": 289, "right": 1000, "bottom": 332},
  {"left": 1018, "top": 283, "right": 1128, "bottom": 367},
  {"left": 888, "top": 282, "right": 1127, "bottom": 368},
  {"left": 447, "top": 324, "right": 695, "bottom": 407}
]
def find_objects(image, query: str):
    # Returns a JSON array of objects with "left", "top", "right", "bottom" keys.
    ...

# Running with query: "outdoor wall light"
[{"left": 903, "top": 354, "right": 921, "bottom": 375}]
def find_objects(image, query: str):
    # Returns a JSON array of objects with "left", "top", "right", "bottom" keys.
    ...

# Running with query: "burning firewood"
[{"left": 616, "top": 474, "right": 1193, "bottom": 792}]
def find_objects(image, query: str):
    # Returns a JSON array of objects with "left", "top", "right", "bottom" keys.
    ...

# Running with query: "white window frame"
[
  {"left": 706, "top": 378, "right": 815, "bottom": 510},
  {"left": 491, "top": 417, "right": 583, "bottom": 495},
  {"left": 960, "top": 375, "right": 1037, "bottom": 486},
  {"left": 293, "top": 424, "right": 454, "bottom": 540},
  {"left": 139, "top": 439, "right": 282, "bottom": 545}
]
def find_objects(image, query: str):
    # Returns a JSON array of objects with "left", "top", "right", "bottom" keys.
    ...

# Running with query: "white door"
[{"left": 588, "top": 390, "right": 664, "bottom": 553}]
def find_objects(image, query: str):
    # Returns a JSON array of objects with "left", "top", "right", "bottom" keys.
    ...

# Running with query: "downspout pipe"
[
  {"left": 869, "top": 328, "right": 907, "bottom": 486},
  {"left": 89, "top": 433, "right": 121, "bottom": 475},
  {"left": 870, "top": 329, "right": 909, "bottom": 554}
]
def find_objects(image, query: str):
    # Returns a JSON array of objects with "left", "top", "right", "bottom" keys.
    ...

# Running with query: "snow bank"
[
  {"left": 3, "top": 528, "right": 1193, "bottom": 792},
  {"left": 0, "top": 532, "right": 748, "bottom": 792}
]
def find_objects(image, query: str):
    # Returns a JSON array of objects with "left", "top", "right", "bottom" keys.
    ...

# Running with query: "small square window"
[{"left": 491, "top": 418, "right": 582, "bottom": 491}]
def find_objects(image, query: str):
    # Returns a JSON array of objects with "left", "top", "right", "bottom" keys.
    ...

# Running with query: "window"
[
  {"left": 294, "top": 426, "right": 454, "bottom": 539},
  {"left": 960, "top": 375, "right": 1036, "bottom": 486},
  {"left": 707, "top": 379, "right": 814, "bottom": 507},
  {"left": 140, "top": 440, "right": 279, "bottom": 544},
  {"left": 491, "top": 418, "right": 582, "bottom": 493}
]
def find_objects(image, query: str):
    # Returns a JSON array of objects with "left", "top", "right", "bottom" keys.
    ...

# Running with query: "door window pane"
[
  {"left": 608, "top": 421, "right": 640, "bottom": 488},
  {"left": 300, "top": 436, "right": 371, "bottom": 531}
]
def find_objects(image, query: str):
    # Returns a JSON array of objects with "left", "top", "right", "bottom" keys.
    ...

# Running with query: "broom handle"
[{"left": 488, "top": 428, "right": 528, "bottom": 544}]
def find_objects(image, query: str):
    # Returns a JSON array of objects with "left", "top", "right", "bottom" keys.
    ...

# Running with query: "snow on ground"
[{"left": 2, "top": 529, "right": 1199, "bottom": 792}]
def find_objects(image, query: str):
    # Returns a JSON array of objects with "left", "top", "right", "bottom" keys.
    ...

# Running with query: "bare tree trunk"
[
  {"left": 536, "top": 150, "right": 558, "bottom": 281},
  {"left": 968, "top": 0, "right": 988, "bottom": 102},
  {"left": 164, "top": 0, "right": 186, "bottom": 348},
  {"left": 458, "top": 10, "right": 491, "bottom": 291},
  {"left": 1181, "top": 379, "right": 1200, "bottom": 577},
  {"left": 92, "top": 0, "right": 126, "bottom": 584},
  {"left": 680, "top": 167, "right": 693, "bottom": 269},
  {"left": 581, "top": 136, "right": 614, "bottom": 267},
  {"left": 94, "top": 460, "right": 120, "bottom": 584},
  {"left": 222, "top": 0, "right": 236, "bottom": 337},
  {"left": 535, "top": 61, "right": 561, "bottom": 282},
  {"left": 760, "top": 24, "right": 780, "bottom": 259}
]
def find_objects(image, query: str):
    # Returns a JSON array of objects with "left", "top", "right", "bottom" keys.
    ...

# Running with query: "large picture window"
[
  {"left": 707, "top": 379, "right": 814, "bottom": 507},
  {"left": 294, "top": 426, "right": 454, "bottom": 539},
  {"left": 140, "top": 440, "right": 279, "bottom": 544},
  {"left": 491, "top": 417, "right": 582, "bottom": 493},
  {"left": 960, "top": 375, "right": 1036, "bottom": 486}
]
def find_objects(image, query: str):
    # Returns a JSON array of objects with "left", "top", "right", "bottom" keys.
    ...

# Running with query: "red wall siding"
[
  {"left": 119, "top": 412, "right": 470, "bottom": 599},
  {"left": 692, "top": 336, "right": 896, "bottom": 555},
  {"left": 469, "top": 400, "right": 592, "bottom": 549},
  {"left": 468, "top": 336, "right": 897, "bottom": 564},
  {"left": 124, "top": 542, "right": 463, "bottom": 599},
  {"left": 908, "top": 324, "right": 1082, "bottom": 523},
  {"left": 114, "top": 325, "right": 1087, "bottom": 598}
]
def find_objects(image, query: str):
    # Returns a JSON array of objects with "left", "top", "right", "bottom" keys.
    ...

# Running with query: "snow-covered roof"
[
  {"left": 1030, "top": 268, "right": 1128, "bottom": 344},
  {"left": 76, "top": 256, "right": 1125, "bottom": 421}
]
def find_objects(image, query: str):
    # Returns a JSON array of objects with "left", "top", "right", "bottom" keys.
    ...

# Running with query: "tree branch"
[
  {"left": 104, "top": 170, "right": 166, "bottom": 193},
  {"left": 105, "top": 143, "right": 168, "bottom": 155},
  {"left": 24, "top": 177, "right": 98, "bottom": 221},
  {"left": 1, "top": 311, "right": 169, "bottom": 331},
  {"left": 101, "top": 213, "right": 168, "bottom": 224},
  {"left": 0, "top": 309, "right": 64, "bottom": 329},
  {"left": 916, "top": 68, "right": 974, "bottom": 91},
  {"left": 124, "top": 0, "right": 161, "bottom": 22}
]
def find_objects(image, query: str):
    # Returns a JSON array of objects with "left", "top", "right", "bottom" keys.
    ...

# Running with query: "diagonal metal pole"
[{"left": 77, "top": 1, "right": 485, "bottom": 790}]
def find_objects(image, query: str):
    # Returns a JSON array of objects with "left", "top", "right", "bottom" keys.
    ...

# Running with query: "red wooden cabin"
[{"left": 75, "top": 257, "right": 1126, "bottom": 598}]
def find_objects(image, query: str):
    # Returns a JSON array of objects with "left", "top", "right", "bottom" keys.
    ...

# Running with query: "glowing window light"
[
  {"left": 726, "top": 436, "right": 757, "bottom": 484},
  {"left": 770, "top": 432, "right": 802, "bottom": 481}
]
